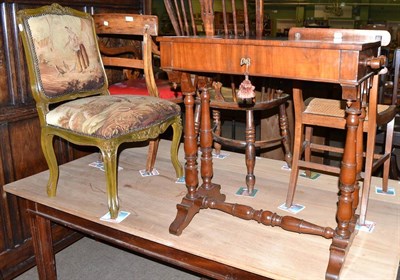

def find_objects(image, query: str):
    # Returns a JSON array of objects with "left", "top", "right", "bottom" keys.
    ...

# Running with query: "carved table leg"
[
  {"left": 212, "top": 109, "right": 222, "bottom": 156},
  {"left": 245, "top": 109, "right": 256, "bottom": 194},
  {"left": 198, "top": 87, "right": 225, "bottom": 199},
  {"left": 170, "top": 76, "right": 225, "bottom": 236},
  {"left": 170, "top": 73, "right": 201, "bottom": 236},
  {"left": 326, "top": 101, "right": 360, "bottom": 280}
]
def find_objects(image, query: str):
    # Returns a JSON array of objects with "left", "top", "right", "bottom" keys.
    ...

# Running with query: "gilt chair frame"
[{"left": 18, "top": 4, "right": 183, "bottom": 218}]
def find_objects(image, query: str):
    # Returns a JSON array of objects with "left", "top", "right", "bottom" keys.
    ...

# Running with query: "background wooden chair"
[
  {"left": 164, "top": 0, "right": 292, "bottom": 194},
  {"left": 379, "top": 47, "right": 400, "bottom": 178},
  {"left": 93, "top": 13, "right": 184, "bottom": 177},
  {"left": 17, "top": 4, "right": 183, "bottom": 218},
  {"left": 389, "top": 48, "right": 400, "bottom": 178},
  {"left": 94, "top": 15, "right": 182, "bottom": 101},
  {"left": 285, "top": 28, "right": 396, "bottom": 225}
]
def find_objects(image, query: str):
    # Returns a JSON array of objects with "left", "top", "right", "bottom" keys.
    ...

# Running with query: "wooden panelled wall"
[{"left": 0, "top": 1, "right": 146, "bottom": 279}]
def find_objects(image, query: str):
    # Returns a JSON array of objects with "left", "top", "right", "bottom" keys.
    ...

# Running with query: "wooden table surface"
[
  {"left": 4, "top": 141, "right": 399, "bottom": 279},
  {"left": 158, "top": 35, "right": 381, "bottom": 92}
]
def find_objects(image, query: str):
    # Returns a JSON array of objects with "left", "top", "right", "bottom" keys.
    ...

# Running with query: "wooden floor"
[{"left": 4, "top": 140, "right": 400, "bottom": 279}]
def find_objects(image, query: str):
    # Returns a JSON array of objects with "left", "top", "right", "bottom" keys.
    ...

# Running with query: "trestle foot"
[
  {"left": 170, "top": 183, "right": 225, "bottom": 235},
  {"left": 325, "top": 216, "right": 358, "bottom": 279},
  {"left": 169, "top": 197, "right": 203, "bottom": 236}
]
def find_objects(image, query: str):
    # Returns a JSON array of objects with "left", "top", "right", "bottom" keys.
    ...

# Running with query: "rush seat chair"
[{"left": 284, "top": 28, "right": 396, "bottom": 225}]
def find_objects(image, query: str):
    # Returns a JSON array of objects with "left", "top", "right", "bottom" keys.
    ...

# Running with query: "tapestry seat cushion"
[
  {"left": 46, "top": 95, "right": 181, "bottom": 139},
  {"left": 109, "top": 78, "right": 182, "bottom": 99}
]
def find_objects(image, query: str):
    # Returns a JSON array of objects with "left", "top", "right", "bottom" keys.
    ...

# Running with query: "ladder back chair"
[
  {"left": 94, "top": 14, "right": 182, "bottom": 101},
  {"left": 93, "top": 13, "right": 183, "bottom": 178},
  {"left": 391, "top": 48, "right": 400, "bottom": 106},
  {"left": 285, "top": 28, "right": 396, "bottom": 225},
  {"left": 382, "top": 47, "right": 400, "bottom": 178},
  {"left": 164, "top": 0, "right": 292, "bottom": 194},
  {"left": 17, "top": 4, "right": 183, "bottom": 219}
]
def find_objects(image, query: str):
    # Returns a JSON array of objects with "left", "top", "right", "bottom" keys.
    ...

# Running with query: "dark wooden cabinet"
[{"left": 0, "top": 1, "right": 146, "bottom": 279}]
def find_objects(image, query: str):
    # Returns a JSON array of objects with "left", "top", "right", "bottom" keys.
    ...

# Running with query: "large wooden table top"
[{"left": 4, "top": 141, "right": 400, "bottom": 279}]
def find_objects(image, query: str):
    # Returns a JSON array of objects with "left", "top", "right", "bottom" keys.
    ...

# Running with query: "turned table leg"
[
  {"left": 169, "top": 73, "right": 201, "bottom": 236},
  {"left": 199, "top": 87, "right": 225, "bottom": 199},
  {"left": 170, "top": 74, "right": 225, "bottom": 236},
  {"left": 244, "top": 109, "right": 256, "bottom": 194},
  {"left": 212, "top": 109, "right": 222, "bottom": 155},
  {"left": 278, "top": 103, "right": 293, "bottom": 168},
  {"left": 326, "top": 101, "right": 360, "bottom": 280}
]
